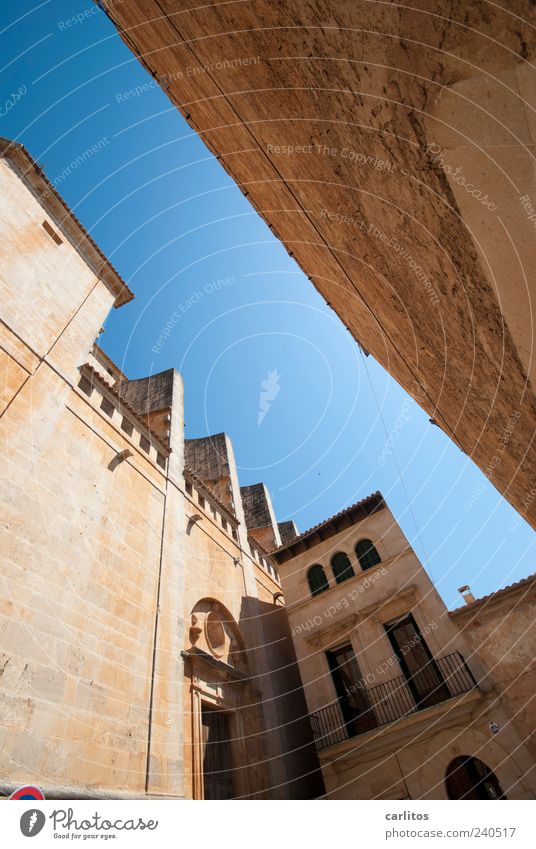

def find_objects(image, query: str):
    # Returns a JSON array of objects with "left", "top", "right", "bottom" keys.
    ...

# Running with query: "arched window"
[
  {"left": 307, "top": 564, "right": 329, "bottom": 597},
  {"left": 355, "top": 539, "right": 381, "bottom": 571},
  {"left": 331, "top": 552, "right": 355, "bottom": 584},
  {"left": 445, "top": 756, "right": 506, "bottom": 800}
]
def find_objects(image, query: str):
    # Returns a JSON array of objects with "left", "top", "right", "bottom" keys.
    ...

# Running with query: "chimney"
[{"left": 458, "top": 585, "right": 476, "bottom": 605}]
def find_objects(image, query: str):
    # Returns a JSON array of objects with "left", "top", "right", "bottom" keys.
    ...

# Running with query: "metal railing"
[{"left": 309, "top": 651, "right": 477, "bottom": 751}]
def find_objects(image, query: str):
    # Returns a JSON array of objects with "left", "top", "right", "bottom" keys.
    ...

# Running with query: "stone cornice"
[
  {"left": 321, "top": 689, "right": 483, "bottom": 770},
  {"left": 449, "top": 573, "right": 536, "bottom": 619},
  {"left": 80, "top": 363, "right": 171, "bottom": 455},
  {"left": 305, "top": 614, "right": 360, "bottom": 650},
  {"left": 181, "top": 649, "right": 250, "bottom": 681}
]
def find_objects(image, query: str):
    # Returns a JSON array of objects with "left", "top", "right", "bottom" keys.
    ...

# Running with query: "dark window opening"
[
  {"left": 384, "top": 613, "right": 450, "bottom": 709},
  {"left": 355, "top": 538, "right": 382, "bottom": 571},
  {"left": 78, "top": 376, "right": 92, "bottom": 397},
  {"left": 42, "top": 219, "right": 63, "bottom": 245},
  {"left": 327, "top": 645, "right": 377, "bottom": 735},
  {"left": 307, "top": 564, "right": 329, "bottom": 596},
  {"left": 331, "top": 552, "right": 355, "bottom": 584},
  {"left": 156, "top": 452, "right": 166, "bottom": 469},
  {"left": 139, "top": 435, "right": 150, "bottom": 453},
  {"left": 100, "top": 397, "right": 114, "bottom": 417},
  {"left": 120, "top": 416, "right": 133, "bottom": 436},
  {"left": 446, "top": 756, "right": 506, "bottom": 800}
]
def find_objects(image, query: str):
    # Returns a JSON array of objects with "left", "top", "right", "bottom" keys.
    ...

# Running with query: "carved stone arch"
[
  {"left": 183, "top": 598, "right": 268, "bottom": 799},
  {"left": 187, "top": 597, "right": 248, "bottom": 671},
  {"left": 408, "top": 726, "right": 529, "bottom": 800}
]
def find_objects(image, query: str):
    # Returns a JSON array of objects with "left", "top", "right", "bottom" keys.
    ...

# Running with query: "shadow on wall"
[{"left": 239, "top": 595, "right": 325, "bottom": 799}]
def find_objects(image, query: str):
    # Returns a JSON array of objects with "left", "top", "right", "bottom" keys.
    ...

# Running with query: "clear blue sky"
[{"left": 1, "top": 1, "right": 534, "bottom": 608}]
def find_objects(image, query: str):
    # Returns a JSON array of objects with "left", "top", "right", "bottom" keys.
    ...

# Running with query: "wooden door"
[{"left": 202, "top": 707, "right": 235, "bottom": 799}]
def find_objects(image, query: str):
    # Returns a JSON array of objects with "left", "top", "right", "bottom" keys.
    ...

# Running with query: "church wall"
[
  {"left": 0, "top": 157, "right": 110, "bottom": 372},
  {"left": 0, "top": 357, "right": 167, "bottom": 796}
]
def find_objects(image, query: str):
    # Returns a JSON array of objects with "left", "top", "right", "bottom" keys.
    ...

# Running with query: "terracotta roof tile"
[
  {"left": 450, "top": 572, "right": 536, "bottom": 615},
  {"left": 272, "top": 491, "right": 385, "bottom": 558}
]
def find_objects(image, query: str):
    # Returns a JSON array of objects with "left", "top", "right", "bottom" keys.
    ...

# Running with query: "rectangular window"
[
  {"left": 78, "top": 376, "right": 92, "bottom": 397},
  {"left": 156, "top": 452, "right": 166, "bottom": 469},
  {"left": 384, "top": 613, "right": 450, "bottom": 709},
  {"left": 139, "top": 435, "right": 150, "bottom": 453},
  {"left": 42, "top": 219, "right": 63, "bottom": 245},
  {"left": 100, "top": 397, "right": 114, "bottom": 417},
  {"left": 326, "top": 645, "right": 377, "bottom": 735},
  {"left": 120, "top": 416, "right": 133, "bottom": 436}
]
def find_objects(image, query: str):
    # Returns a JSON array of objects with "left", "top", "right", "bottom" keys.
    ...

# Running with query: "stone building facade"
[
  {"left": 1, "top": 137, "right": 534, "bottom": 801},
  {"left": 0, "top": 138, "right": 321, "bottom": 800},
  {"left": 272, "top": 495, "right": 536, "bottom": 799}
]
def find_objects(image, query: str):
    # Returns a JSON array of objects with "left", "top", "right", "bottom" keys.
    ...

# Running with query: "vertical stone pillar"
[{"left": 145, "top": 370, "right": 187, "bottom": 797}]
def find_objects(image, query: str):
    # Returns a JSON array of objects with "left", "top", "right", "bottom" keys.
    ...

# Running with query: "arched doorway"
[
  {"left": 183, "top": 598, "right": 268, "bottom": 799},
  {"left": 445, "top": 756, "right": 506, "bottom": 800}
]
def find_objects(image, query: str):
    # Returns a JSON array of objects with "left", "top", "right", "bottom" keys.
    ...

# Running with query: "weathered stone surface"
[
  {"left": 0, "top": 146, "right": 322, "bottom": 799},
  {"left": 185, "top": 433, "right": 230, "bottom": 480},
  {"left": 118, "top": 369, "right": 175, "bottom": 416},
  {"left": 450, "top": 576, "right": 536, "bottom": 763},
  {"left": 240, "top": 482, "right": 282, "bottom": 550},
  {"left": 101, "top": 0, "right": 536, "bottom": 527},
  {"left": 278, "top": 520, "right": 299, "bottom": 545}
]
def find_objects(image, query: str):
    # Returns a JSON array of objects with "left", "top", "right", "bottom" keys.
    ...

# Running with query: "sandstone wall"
[
  {"left": 0, "top": 142, "right": 323, "bottom": 799},
  {"left": 450, "top": 579, "right": 536, "bottom": 763},
  {"left": 100, "top": 0, "right": 536, "bottom": 527}
]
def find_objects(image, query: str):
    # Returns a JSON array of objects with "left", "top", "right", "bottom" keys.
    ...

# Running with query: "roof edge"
[
  {"left": 0, "top": 137, "right": 134, "bottom": 308},
  {"left": 449, "top": 572, "right": 536, "bottom": 617},
  {"left": 272, "top": 491, "right": 386, "bottom": 563},
  {"left": 81, "top": 364, "right": 171, "bottom": 454}
]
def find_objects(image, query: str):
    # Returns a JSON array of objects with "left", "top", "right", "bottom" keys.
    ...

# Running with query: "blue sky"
[{"left": 1, "top": 0, "right": 534, "bottom": 608}]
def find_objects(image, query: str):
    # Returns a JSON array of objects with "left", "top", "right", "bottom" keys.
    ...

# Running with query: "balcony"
[{"left": 309, "top": 651, "right": 478, "bottom": 751}]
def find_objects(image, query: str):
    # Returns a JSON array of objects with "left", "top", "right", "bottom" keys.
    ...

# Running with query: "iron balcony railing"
[{"left": 309, "top": 651, "right": 478, "bottom": 751}]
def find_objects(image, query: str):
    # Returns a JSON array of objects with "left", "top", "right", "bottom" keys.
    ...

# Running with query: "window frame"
[
  {"left": 307, "top": 563, "right": 329, "bottom": 597},
  {"left": 330, "top": 551, "right": 355, "bottom": 584},
  {"left": 355, "top": 538, "right": 382, "bottom": 571}
]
